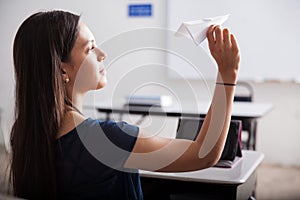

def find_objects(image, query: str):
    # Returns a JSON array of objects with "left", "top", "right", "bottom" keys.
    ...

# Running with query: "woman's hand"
[{"left": 207, "top": 25, "right": 240, "bottom": 84}]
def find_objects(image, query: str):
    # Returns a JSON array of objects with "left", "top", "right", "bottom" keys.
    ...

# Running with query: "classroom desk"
[
  {"left": 139, "top": 150, "right": 264, "bottom": 200},
  {"left": 89, "top": 101, "right": 273, "bottom": 150}
]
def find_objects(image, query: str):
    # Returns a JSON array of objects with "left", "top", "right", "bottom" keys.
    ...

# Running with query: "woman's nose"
[{"left": 95, "top": 48, "right": 107, "bottom": 62}]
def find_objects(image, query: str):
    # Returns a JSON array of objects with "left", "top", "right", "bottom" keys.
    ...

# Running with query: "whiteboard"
[{"left": 166, "top": 0, "right": 300, "bottom": 82}]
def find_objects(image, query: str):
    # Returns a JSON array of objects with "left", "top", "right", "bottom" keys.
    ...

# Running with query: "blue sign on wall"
[{"left": 128, "top": 4, "right": 152, "bottom": 17}]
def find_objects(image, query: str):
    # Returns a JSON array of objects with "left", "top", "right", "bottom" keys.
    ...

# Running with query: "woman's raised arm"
[{"left": 125, "top": 25, "right": 240, "bottom": 172}]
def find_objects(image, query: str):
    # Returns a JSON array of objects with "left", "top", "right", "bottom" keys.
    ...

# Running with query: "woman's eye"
[{"left": 89, "top": 47, "right": 95, "bottom": 53}]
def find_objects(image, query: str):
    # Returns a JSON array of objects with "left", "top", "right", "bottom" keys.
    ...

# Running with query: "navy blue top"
[{"left": 55, "top": 118, "right": 143, "bottom": 200}]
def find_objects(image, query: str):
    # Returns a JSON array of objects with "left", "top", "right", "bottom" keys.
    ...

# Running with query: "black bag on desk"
[{"left": 176, "top": 118, "right": 243, "bottom": 163}]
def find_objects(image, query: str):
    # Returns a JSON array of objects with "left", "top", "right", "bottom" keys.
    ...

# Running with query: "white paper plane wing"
[{"left": 175, "top": 14, "right": 230, "bottom": 45}]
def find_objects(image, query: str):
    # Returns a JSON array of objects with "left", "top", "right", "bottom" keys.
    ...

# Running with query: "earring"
[{"left": 65, "top": 78, "right": 70, "bottom": 83}]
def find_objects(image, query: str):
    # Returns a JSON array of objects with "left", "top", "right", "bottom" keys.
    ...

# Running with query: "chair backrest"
[
  {"left": 176, "top": 117, "right": 243, "bottom": 160},
  {"left": 233, "top": 81, "right": 254, "bottom": 102},
  {"left": 176, "top": 117, "right": 242, "bottom": 141},
  {"left": 176, "top": 117, "right": 203, "bottom": 140}
]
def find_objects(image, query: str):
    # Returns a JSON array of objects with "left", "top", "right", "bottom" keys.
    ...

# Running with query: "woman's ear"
[{"left": 61, "top": 62, "right": 70, "bottom": 83}]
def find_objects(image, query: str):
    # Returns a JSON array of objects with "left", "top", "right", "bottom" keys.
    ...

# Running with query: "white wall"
[
  {"left": 0, "top": 0, "right": 300, "bottom": 166},
  {"left": 167, "top": 0, "right": 300, "bottom": 81}
]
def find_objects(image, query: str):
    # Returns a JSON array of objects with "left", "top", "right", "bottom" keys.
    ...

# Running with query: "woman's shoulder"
[
  {"left": 57, "top": 110, "right": 139, "bottom": 139},
  {"left": 84, "top": 118, "right": 139, "bottom": 136}
]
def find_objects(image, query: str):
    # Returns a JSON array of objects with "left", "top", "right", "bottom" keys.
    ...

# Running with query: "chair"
[
  {"left": 234, "top": 81, "right": 254, "bottom": 102},
  {"left": 233, "top": 81, "right": 257, "bottom": 150},
  {"left": 176, "top": 117, "right": 243, "bottom": 167}
]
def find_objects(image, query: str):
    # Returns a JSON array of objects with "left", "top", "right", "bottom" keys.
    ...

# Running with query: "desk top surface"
[
  {"left": 87, "top": 101, "right": 273, "bottom": 118},
  {"left": 139, "top": 150, "right": 264, "bottom": 185}
]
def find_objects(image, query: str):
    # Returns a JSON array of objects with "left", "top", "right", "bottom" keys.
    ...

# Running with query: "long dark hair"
[{"left": 10, "top": 10, "right": 80, "bottom": 199}]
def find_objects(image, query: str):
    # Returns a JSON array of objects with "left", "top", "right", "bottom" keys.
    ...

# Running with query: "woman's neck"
[{"left": 67, "top": 92, "right": 85, "bottom": 114}]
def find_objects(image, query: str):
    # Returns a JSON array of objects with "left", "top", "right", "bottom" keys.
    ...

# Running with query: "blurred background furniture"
[
  {"left": 233, "top": 81, "right": 257, "bottom": 150},
  {"left": 92, "top": 96, "right": 273, "bottom": 152},
  {"left": 140, "top": 150, "right": 264, "bottom": 200}
]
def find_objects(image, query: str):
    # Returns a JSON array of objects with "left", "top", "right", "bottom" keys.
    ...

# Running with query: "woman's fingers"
[
  {"left": 207, "top": 25, "right": 236, "bottom": 50},
  {"left": 207, "top": 26, "right": 231, "bottom": 46},
  {"left": 230, "top": 33, "right": 238, "bottom": 51},
  {"left": 214, "top": 26, "right": 223, "bottom": 45},
  {"left": 206, "top": 25, "right": 240, "bottom": 76},
  {"left": 207, "top": 25, "right": 216, "bottom": 46},
  {"left": 223, "top": 28, "right": 230, "bottom": 46}
]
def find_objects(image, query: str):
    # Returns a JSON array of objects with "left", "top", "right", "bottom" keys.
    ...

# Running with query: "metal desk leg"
[
  {"left": 106, "top": 113, "right": 111, "bottom": 121},
  {"left": 252, "top": 120, "right": 257, "bottom": 150}
]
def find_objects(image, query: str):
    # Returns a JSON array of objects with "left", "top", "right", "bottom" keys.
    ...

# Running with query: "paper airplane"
[{"left": 175, "top": 14, "right": 230, "bottom": 45}]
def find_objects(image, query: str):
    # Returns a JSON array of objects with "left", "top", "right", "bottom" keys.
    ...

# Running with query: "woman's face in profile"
[{"left": 66, "top": 21, "right": 107, "bottom": 92}]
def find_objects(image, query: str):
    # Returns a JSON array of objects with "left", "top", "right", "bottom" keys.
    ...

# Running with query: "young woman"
[{"left": 10, "top": 10, "right": 240, "bottom": 199}]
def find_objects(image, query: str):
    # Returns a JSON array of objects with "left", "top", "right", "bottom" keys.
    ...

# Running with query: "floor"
[
  {"left": 1, "top": 146, "right": 300, "bottom": 199},
  {"left": 256, "top": 163, "right": 300, "bottom": 200}
]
